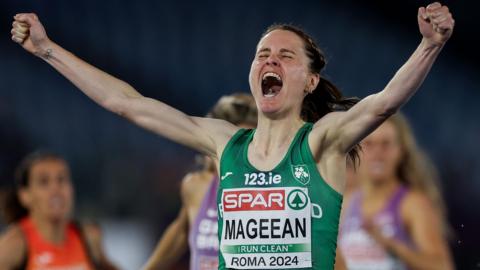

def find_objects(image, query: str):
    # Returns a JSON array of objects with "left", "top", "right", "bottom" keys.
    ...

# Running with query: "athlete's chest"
[
  {"left": 221, "top": 157, "right": 316, "bottom": 186},
  {"left": 27, "top": 237, "right": 92, "bottom": 270}
]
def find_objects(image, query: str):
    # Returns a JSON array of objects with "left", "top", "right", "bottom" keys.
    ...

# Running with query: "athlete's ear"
[
  {"left": 306, "top": 73, "right": 320, "bottom": 93},
  {"left": 18, "top": 188, "right": 32, "bottom": 208}
]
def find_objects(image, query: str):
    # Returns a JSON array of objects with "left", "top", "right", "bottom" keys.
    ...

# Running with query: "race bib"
[{"left": 220, "top": 187, "right": 312, "bottom": 269}]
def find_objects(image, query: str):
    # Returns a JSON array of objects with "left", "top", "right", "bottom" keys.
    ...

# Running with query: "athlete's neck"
[
  {"left": 362, "top": 177, "right": 401, "bottom": 204},
  {"left": 30, "top": 214, "right": 68, "bottom": 244},
  {"left": 248, "top": 114, "right": 304, "bottom": 170}
]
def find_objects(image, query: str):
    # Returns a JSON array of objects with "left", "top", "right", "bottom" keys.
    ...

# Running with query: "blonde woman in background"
[{"left": 338, "top": 113, "right": 453, "bottom": 270}]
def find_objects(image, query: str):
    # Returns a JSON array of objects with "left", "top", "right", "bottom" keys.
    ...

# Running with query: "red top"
[{"left": 19, "top": 217, "right": 93, "bottom": 270}]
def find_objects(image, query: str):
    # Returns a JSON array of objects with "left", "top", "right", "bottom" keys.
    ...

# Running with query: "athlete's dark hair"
[
  {"left": 261, "top": 24, "right": 360, "bottom": 165},
  {"left": 2, "top": 150, "right": 65, "bottom": 224}
]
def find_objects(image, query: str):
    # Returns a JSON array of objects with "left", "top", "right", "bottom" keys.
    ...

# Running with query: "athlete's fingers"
[
  {"left": 13, "top": 21, "right": 29, "bottom": 35},
  {"left": 432, "top": 13, "right": 452, "bottom": 25},
  {"left": 426, "top": 2, "right": 442, "bottom": 12},
  {"left": 438, "top": 18, "right": 455, "bottom": 31},
  {"left": 427, "top": 6, "right": 450, "bottom": 24},
  {"left": 13, "top": 13, "right": 38, "bottom": 27},
  {"left": 11, "top": 28, "right": 28, "bottom": 39},
  {"left": 11, "top": 35, "right": 24, "bottom": 44},
  {"left": 418, "top": 7, "right": 428, "bottom": 20}
]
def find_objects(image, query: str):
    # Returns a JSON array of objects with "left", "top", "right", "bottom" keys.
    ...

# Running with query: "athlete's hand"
[
  {"left": 11, "top": 13, "right": 51, "bottom": 56},
  {"left": 363, "top": 219, "right": 390, "bottom": 248},
  {"left": 418, "top": 2, "right": 454, "bottom": 47}
]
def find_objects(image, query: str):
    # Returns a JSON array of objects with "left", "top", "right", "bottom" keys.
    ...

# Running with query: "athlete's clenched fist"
[
  {"left": 418, "top": 2, "right": 455, "bottom": 47},
  {"left": 11, "top": 13, "right": 50, "bottom": 56}
]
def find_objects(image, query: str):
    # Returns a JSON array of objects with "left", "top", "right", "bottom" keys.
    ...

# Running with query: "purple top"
[
  {"left": 189, "top": 176, "right": 219, "bottom": 270},
  {"left": 338, "top": 186, "right": 414, "bottom": 270}
]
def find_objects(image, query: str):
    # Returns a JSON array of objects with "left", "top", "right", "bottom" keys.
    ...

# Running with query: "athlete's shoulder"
[
  {"left": 78, "top": 221, "right": 103, "bottom": 261},
  {"left": 310, "top": 111, "right": 345, "bottom": 154},
  {"left": 0, "top": 224, "right": 25, "bottom": 246},
  {"left": 181, "top": 170, "right": 215, "bottom": 199},
  {"left": 182, "top": 170, "right": 213, "bottom": 186},
  {"left": 78, "top": 222, "right": 119, "bottom": 270},
  {"left": 194, "top": 117, "right": 242, "bottom": 144},
  {"left": 80, "top": 222, "right": 102, "bottom": 245},
  {"left": 400, "top": 190, "right": 437, "bottom": 222},
  {"left": 0, "top": 224, "right": 26, "bottom": 268},
  {"left": 402, "top": 190, "right": 432, "bottom": 209},
  {"left": 312, "top": 111, "right": 344, "bottom": 130}
]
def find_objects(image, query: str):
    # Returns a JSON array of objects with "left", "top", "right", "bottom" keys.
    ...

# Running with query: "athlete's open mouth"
[{"left": 261, "top": 72, "right": 283, "bottom": 98}]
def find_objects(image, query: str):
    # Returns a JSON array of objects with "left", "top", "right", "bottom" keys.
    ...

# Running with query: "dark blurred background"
[{"left": 0, "top": 0, "right": 478, "bottom": 269}]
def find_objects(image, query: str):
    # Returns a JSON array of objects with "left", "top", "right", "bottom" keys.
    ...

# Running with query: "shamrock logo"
[{"left": 291, "top": 165, "right": 310, "bottom": 185}]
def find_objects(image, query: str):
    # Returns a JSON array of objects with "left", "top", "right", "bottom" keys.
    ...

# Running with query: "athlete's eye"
[
  {"left": 36, "top": 176, "right": 49, "bottom": 187},
  {"left": 57, "top": 174, "right": 68, "bottom": 184}
]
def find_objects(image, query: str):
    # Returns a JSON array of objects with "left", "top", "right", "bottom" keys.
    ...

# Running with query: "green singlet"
[{"left": 217, "top": 122, "right": 342, "bottom": 269}]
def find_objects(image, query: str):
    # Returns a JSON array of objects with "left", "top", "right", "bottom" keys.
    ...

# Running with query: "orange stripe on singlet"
[{"left": 19, "top": 217, "right": 94, "bottom": 270}]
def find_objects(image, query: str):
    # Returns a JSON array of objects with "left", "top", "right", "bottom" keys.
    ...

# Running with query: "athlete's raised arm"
[
  {"left": 315, "top": 2, "right": 454, "bottom": 154},
  {"left": 11, "top": 13, "right": 237, "bottom": 157}
]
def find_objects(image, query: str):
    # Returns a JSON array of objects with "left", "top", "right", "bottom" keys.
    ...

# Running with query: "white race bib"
[{"left": 221, "top": 187, "right": 312, "bottom": 269}]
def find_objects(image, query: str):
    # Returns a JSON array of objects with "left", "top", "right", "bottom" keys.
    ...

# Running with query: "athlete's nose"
[{"left": 266, "top": 55, "right": 280, "bottom": 66}]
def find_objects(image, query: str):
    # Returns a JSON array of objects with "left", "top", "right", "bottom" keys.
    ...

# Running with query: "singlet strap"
[
  {"left": 194, "top": 175, "right": 218, "bottom": 226},
  {"left": 385, "top": 186, "right": 408, "bottom": 211},
  {"left": 348, "top": 191, "right": 363, "bottom": 217},
  {"left": 219, "top": 128, "right": 251, "bottom": 169}
]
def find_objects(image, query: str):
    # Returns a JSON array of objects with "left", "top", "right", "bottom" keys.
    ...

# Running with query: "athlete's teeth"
[{"left": 262, "top": 72, "right": 281, "bottom": 81}]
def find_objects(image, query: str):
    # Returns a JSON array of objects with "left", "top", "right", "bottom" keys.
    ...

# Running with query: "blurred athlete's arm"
[
  {"left": 142, "top": 207, "right": 189, "bottom": 270},
  {"left": 143, "top": 172, "right": 203, "bottom": 270},
  {"left": 0, "top": 226, "right": 26, "bottom": 270}
]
